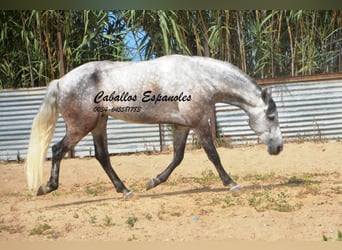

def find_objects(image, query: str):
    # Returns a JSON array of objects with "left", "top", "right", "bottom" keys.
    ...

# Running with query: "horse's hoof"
[
  {"left": 146, "top": 178, "right": 156, "bottom": 190},
  {"left": 37, "top": 186, "right": 46, "bottom": 196},
  {"left": 123, "top": 190, "right": 134, "bottom": 199},
  {"left": 229, "top": 184, "right": 241, "bottom": 193},
  {"left": 36, "top": 184, "right": 56, "bottom": 196}
]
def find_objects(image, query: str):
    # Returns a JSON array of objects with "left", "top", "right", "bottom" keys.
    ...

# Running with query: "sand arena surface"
[{"left": 0, "top": 142, "right": 341, "bottom": 241}]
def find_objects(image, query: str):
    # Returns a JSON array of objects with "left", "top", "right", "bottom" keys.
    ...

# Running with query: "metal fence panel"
[{"left": 0, "top": 78, "right": 341, "bottom": 161}]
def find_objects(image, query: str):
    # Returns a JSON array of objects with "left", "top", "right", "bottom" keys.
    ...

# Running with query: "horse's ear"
[
  {"left": 261, "top": 88, "right": 270, "bottom": 104},
  {"left": 261, "top": 88, "right": 271, "bottom": 104},
  {"left": 262, "top": 88, "right": 276, "bottom": 114}
]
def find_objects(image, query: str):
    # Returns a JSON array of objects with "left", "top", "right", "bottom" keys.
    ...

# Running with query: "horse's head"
[{"left": 248, "top": 88, "right": 283, "bottom": 155}]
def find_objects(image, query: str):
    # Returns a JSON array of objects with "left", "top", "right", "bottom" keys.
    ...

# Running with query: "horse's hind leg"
[
  {"left": 37, "top": 131, "right": 85, "bottom": 195},
  {"left": 146, "top": 124, "right": 190, "bottom": 190},
  {"left": 193, "top": 118, "right": 240, "bottom": 192},
  {"left": 91, "top": 115, "right": 132, "bottom": 198}
]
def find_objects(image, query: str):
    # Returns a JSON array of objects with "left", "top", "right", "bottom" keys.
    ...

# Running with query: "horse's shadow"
[{"left": 44, "top": 180, "right": 309, "bottom": 210}]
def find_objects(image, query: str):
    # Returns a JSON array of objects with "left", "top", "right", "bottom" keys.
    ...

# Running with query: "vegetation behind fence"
[{"left": 0, "top": 10, "right": 341, "bottom": 89}]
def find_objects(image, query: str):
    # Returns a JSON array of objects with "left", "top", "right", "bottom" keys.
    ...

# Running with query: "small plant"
[
  {"left": 304, "top": 182, "right": 321, "bottom": 196},
  {"left": 17, "top": 150, "right": 23, "bottom": 163},
  {"left": 126, "top": 216, "right": 138, "bottom": 228},
  {"left": 104, "top": 215, "right": 114, "bottom": 226},
  {"left": 85, "top": 187, "right": 98, "bottom": 196},
  {"left": 246, "top": 189, "right": 302, "bottom": 212},
  {"left": 129, "top": 182, "right": 144, "bottom": 193},
  {"left": 51, "top": 190, "right": 60, "bottom": 197},
  {"left": 0, "top": 224, "right": 25, "bottom": 234},
  {"left": 145, "top": 213, "right": 153, "bottom": 221},
  {"left": 157, "top": 203, "right": 167, "bottom": 220},
  {"left": 331, "top": 186, "right": 342, "bottom": 195},
  {"left": 248, "top": 196, "right": 261, "bottom": 207},
  {"left": 194, "top": 169, "right": 219, "bottom": 187},
  {"left": 222, "top": 196, "right": 235, "bottom": 207},
  {"left": 24, "top": 192, "right": 33, "bottom": 200},
  {"left": 89, "top": 215, "right": 97, "bottom": 224},
  {"left": 274, "top": 191, "right": 291, "bottom": 212},
  {"left": 128, "top": 234, "right": 137, "bottom": 241},
  {"left": 211, "top": 196, "right": 221, "bottom": 205},
  {"left": 338, "top": 230, "right": 342, "bottom": 241},
  {"left": 29, "top": 224, "right": 51, "bottom": 236},
  {"left": 323, "top": 230, "right": 342, "bottom": 241},
  {"left": 199, "top": 208, "right": 212, "bottom": 215},
  {"left": 243, "top": 172, "right": 277, "bottom": 182},
  {"left": 295, "top": 133, "right": 306, "bottom": 144},
  {"left": 170, "top": 179, "right": 178, "bottom": 186}
]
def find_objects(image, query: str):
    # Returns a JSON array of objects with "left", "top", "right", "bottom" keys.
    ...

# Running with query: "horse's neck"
[
  {"left": 195, "top": 58, "right": 262, "bottom": 112},
  {"left": 212, "top": 77, "right": 262, "bottom": 113}
]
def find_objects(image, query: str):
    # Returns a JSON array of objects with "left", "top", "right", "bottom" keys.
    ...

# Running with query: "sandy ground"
[{"left": 0, "top": 142, "right": 341, "bottom": 241}]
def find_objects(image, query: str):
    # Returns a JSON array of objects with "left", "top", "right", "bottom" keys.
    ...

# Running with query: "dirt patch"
[{"left": 0, "top": 142, "right": 341, "bottom": 241}]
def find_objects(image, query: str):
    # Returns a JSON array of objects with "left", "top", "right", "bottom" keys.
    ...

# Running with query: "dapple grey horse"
[{"left": 26, "top": 55, "right": 283, "bottom": 198}]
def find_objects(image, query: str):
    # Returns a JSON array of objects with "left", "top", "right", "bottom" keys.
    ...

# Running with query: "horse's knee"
[
  {"left": 173, "top": 154, "right": 184, "bottom": 166},
  {"left": 52, "top": 141, "right": 69, "bottom": 160},
  {"left": 94, "top": 150, "right": 107, "bottom": 164}
]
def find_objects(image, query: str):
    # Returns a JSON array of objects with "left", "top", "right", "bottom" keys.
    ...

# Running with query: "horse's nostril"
[{"left": 277, "top": 145, "right": 283, "bottom": 153}]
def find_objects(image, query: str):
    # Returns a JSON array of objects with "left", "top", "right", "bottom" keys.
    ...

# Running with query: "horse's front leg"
[
  {"left": 193, "top": 118, "right": 240, "bottom": 192},
  {"left": 146, "top": 125, "right": 190, "bottom": 190},
  {"left": 91, "top": 115, "right": 133, "bottom": 198}
]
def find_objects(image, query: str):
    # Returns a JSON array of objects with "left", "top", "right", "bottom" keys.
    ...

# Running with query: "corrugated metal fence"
[{"left": 1, "top": 78, "right": 341, "bottom": 161}]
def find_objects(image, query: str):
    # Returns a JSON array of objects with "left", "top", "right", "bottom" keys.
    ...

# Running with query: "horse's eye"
[{"left": 267, "top": 114, "right": 275, "bottom": 121}]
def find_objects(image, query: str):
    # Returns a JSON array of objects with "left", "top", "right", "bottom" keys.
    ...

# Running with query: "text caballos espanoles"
[{"left": 94, "top": 90, "right": 192, "bottom": 104}]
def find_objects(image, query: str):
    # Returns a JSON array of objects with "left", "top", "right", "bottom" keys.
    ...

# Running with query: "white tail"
[{"left": 26, "top": 80, "right": 59, "bottom": 191}]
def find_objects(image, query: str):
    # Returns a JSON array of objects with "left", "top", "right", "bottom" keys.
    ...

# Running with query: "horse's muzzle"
[{"left": 268, "top": 143, "right": 283, "bottom": 155}]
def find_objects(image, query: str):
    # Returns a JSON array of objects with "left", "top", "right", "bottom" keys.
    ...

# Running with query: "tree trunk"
[
  {"left": 20, "top": 13, "right": 34, "bottom": 87},
  {"left": 57, "top": 31, "right": 65, "bottom": 77},
  {"left": 236, "top": 12, "right": 246, "bottom": 72},
  {"left": 225, "top": 10, "right": 232, "bottom": 63},
  {"left": 287, "top": 20, "right": 295, "bottom": 76}
]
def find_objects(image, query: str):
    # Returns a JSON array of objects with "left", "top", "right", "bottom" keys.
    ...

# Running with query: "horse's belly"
[{"left": 108, "top": 109, "right": 189, "bottom": 126}]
